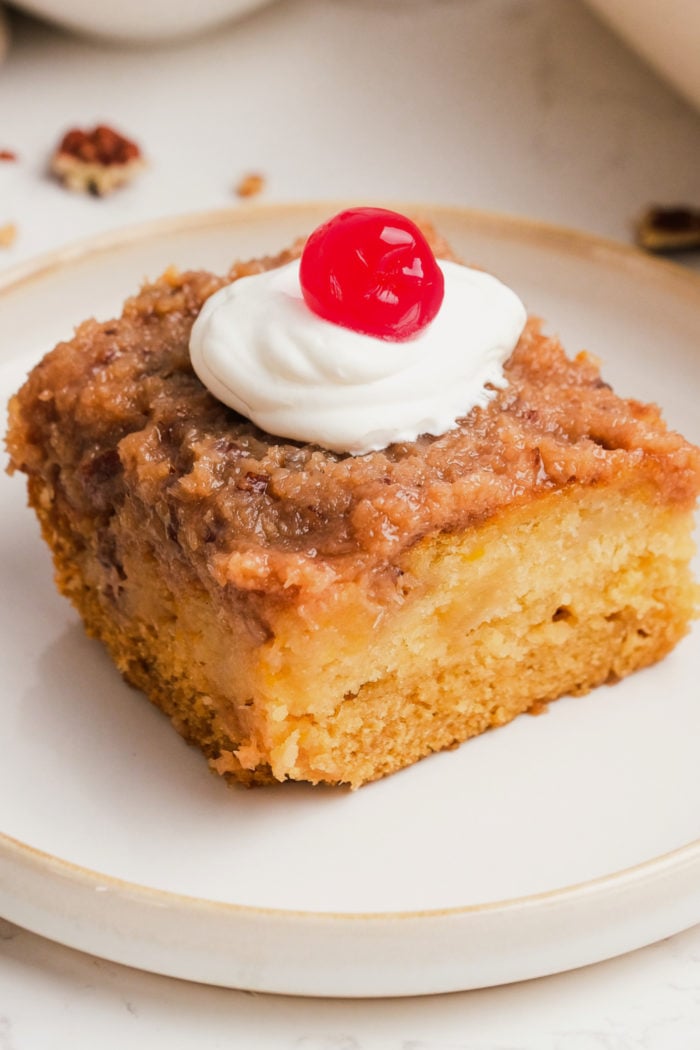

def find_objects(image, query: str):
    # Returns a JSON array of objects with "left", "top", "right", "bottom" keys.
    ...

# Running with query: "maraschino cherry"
[{"left": 299, "top": 207, "right": 445, "bottom": 341}]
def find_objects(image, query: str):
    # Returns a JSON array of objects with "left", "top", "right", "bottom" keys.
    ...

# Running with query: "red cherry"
[{"left": 299, "top": 207, "right": 445, "bottom": 341}]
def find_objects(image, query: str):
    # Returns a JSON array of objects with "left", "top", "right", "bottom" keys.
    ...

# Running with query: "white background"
[{"left": 1, "top": 0, "right": 700, "bottom": 1046}]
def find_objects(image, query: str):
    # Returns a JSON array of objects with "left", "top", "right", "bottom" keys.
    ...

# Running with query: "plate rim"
[
  {"left": 2, "top": 199, "right": 700, "bottom": 306},
  {"left": 2, "top": 828, "right": 699, "bottom": 922},
  {"left": 1, "top": 202, "right": 699, "bottom": 952}
]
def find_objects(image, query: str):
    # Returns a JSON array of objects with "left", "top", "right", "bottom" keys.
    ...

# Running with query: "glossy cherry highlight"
[{"left": 299, "top": 207, "right": 445, "bottom": 341}]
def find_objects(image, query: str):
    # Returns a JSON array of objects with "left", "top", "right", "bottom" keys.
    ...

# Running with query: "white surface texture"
[
  {"left": 1, "top": 0, "right": 700, "bottom": 269},
  {"left": 1, "top": 0, "right": 700, "bottom": 1043}
]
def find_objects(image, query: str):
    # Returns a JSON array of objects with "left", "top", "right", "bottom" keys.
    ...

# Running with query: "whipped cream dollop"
[{"left": 189, "top": 258, "right": 526, "bottom": 455}]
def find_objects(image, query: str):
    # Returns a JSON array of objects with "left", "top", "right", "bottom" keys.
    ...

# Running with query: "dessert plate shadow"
[{"left": 0, "top": 203, "right": 698, "bottom": 998}]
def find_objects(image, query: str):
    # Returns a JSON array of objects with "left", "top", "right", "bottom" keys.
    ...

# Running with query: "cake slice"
[{"left": 6, "top": 230, "right": 700, "bottom": 788}]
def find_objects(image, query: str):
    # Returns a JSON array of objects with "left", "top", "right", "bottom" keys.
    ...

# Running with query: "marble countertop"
[
  {"left": 2, "top": 0, "right": 700, "bottom": 266},
  {"left": 1, "top": 1, "right": 699, "bottom": 1046},
  {"left": 2, "top": 916, "right": 700, "bottom": 1050}
]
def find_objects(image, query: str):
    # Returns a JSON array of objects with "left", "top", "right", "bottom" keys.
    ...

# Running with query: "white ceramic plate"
[{"left": 1, "top": 204, "right": 699, "bottom": 998}]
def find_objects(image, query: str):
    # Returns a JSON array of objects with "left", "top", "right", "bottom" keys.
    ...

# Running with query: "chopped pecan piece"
[
  {"left": 51, "top": 124, "right": 144, "bottom": 197},
  {"left": 0, "top": 223, "right": 17, "bottom": 248},
  {"left": 0, "top": 150, "right": 17, "bottom": 162},
  {"left": 237, "top": 472, "right": 270, "bottom": 495},
  {"left": 636, "top": 205, "right": 700, "bottom": 253},
  {"left": 235, "top": 172, "right": 266, "bottom": 199}
]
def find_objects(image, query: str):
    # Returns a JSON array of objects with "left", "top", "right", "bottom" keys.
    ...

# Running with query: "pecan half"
[
  {"left": 636, "top": 205, "right": 700, "bottom": 253},
  {"left": 51, "top": 124, "right": 144, "bottom": 196}
]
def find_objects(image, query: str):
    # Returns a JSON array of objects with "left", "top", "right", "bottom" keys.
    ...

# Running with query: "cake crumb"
[
  {"left": 51, "top": 124, "right": 144, "bottom": 197},
  {"left": 527, "top": 700, "right": 550, "bottom": 716},
  {"left": 235, "top": 172, "right": 266, "bottom": 199},
  {"left": 0, "top": 223, "right": 17, "bottom": 248},
  {"left": 0, "top": 149, "right": 17, "bottom": 162}
]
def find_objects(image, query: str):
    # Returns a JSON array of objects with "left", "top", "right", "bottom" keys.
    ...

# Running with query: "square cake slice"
[{"left": 6, "top": 235, "right": 700, "bottom": 788}]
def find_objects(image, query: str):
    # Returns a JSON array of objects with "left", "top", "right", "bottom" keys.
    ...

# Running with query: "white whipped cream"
[{"left": 190, "top": 258, "right": 526, "bottom": 455}]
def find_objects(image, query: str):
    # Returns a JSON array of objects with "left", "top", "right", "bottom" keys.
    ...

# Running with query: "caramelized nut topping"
[
  {"left": 7, "top": 241, "right": 700, "bottom": 600},
  {"left": 238, "top": 472, "right": 270, "bottom": 494}
]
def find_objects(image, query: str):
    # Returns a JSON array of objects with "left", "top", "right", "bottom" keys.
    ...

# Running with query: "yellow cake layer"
[{"left": 31, "top": 474, "right": 697, "bottom": 788}]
